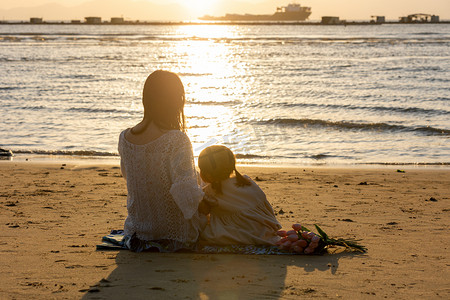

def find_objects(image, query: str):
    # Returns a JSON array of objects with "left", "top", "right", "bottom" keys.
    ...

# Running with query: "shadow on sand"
[{"left": 82, "top": 249, "right": 362, "bottom": 299}]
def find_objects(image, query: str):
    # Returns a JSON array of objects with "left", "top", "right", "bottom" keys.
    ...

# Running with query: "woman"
[{"left": 118, "top": 70, "right": 206, "bottom": 252}]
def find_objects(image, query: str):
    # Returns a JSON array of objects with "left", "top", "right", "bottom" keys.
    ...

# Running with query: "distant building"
[
  {"left": 30, "top": 18, "right": 43, "bottom": 24},
  {"left": 431, "top": 15, "right": 440, "bottom": 23},
  {"left": 85, "top": 17, "right": 101, "bottom": 24},
  {"left": 399, "top": 16, "right": 409, "bottom": 23},
  {"left": 111, "top": 17, "right": 124, "bottom": 24},
  {"left": 371, "top": 16, "right": 385, "bottom": 23},
  {"left": 399, "top": 13, "right": 435, "bottom": 23},
  {"left": 321, "top": 16, "right": 340, "bottom": 25},
  {"left": 71, "top": 20, "right": 81, "bottom": 24}
]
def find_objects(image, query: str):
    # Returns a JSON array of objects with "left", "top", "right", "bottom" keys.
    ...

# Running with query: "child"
[{"left": 198, "top": 145, "right": 281, "bottom": 246}]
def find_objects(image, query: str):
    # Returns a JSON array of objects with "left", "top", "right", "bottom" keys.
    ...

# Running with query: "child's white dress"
[
  {"left": 119, "top": 129, "right": 206, "bottom": 248},
  {"left": 200, "top": 176, "right": 281, "bottom": 246}
]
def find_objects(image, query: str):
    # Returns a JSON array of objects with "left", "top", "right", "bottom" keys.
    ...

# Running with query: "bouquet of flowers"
[{"left": 276, "top": 223, "right": 367, "bottom": 254}]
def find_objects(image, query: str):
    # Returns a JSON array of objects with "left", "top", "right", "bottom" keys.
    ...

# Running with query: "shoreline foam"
[{"left": 2, "top": 153, "right": 449, "bottom": 169}]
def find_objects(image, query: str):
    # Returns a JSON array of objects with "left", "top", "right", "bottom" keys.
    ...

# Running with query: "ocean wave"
[
  {"left": 1, "top": 56, "right": 128, "bottom": 63},
  {"left": 235, "top": 153, "right": 268, "bottom": 159},
  {"left": 306, "top": 153, "right": 357, "bottom": 160},
  {"left": 412, "top": 126, "right": 450, "bottom": 135},
  {"left": 7, "top": 148, "right": 449, "bottom": 165},
  {"left": 62, "top": 74, "right": 96, "bottom": 79},
  {"left": 3, "top": 104, "right": 49, "bottom": 111},
  {"left": 425, "top": 77, "right": 449, "bottom": 83},
  {"left": 12, "top": 149, "right": 119, "bottom": 157},
  {"left": 18, "top": 105, "right": 47, "bottom": 111},
  {"left": 178, "top": 72, "right": 213, "bottom": 77},
  {"left": 10, "top": 149, "right": 268, "bottom": 160},
  {"left": 411, "top": 32, "right": 441, "bottom": 36},
  {"left": 66, "top": 107, "right": 136, "bottom": 114},
  {"left": 357, "top": 162, "right": 450, "bottom": 166},
  {"left": 259, "top": 102, "right": 449, "bottom": 116},
  {"left": 437, "top": 97, "right": 450, "bottom": 101},
  {"left": 1, "top": 33, "right": 449, "bottom": 45},
  {"left": 188, "top": 100, "right": 239, "bottom": 106},
  {"left": 255, "top": 118, "right": 450, "bottom": 136}
]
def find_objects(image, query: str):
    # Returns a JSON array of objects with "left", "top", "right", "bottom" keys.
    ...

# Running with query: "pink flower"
[
  {"left": 276, "top": 237, "right": 289, "bottom": 246},
  {"left": 279, "top": 240, "right": 292, "bottom": 250},
  {"left": 286, "top": 230, "right": 296, "bottom": 236},
  {"left": 301, "top": 231, "right": 310, "bottom": 239},
  {"left": 283, "top": 240, "right": 292, "bottom": 247},
  {"left": 309, "top": 241, "right": 319, "bottom": 249},
  {"left": 292, "top": 224, "right": 302, "bottom": 231},
  {"left": 304, "top": 247, "right": 314, "bottom": 254},
  {"left": 307, "top": 232, "right": 315, "bottom": 239},
  {"left": 292, "top": 240, "right": 302, "bottom": 246},
  {"left": 292, "top": 245, "right": 304, "bottom": 253},
  {"left": 287, "top": 234, "right": 298, "bottom": 242},
  {"left": 311, "top": 236, "right": 320, "bottom": 243},
  {"left": 276, "top": 230, "right": 287, "bottom": 237},
  {"left": 297, "top": 239, "right": 308, "bottom": 248}
]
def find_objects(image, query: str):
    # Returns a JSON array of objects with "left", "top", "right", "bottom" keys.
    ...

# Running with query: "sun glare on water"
[{"left": 167, "top": 25, "right": 252, "bottom": 155}]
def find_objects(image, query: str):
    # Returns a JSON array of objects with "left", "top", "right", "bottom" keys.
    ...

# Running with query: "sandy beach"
[{"left": 0, "top": 161, "right": 449, "bottom": 299}]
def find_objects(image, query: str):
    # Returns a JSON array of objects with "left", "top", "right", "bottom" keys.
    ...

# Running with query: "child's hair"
[
  {"left": 198, "top": 145, "right": 251, "bottom": 193},
  {"left": 131, "top": 70, "right": 186, "bottom": 134}
]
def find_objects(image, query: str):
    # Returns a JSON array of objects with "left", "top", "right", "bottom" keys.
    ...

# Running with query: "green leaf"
[
  {"left": 308, "top": 224, "right": 367, "bottom": 253},
  {"left": 300, "top": 225, "right": 311, "bottom": 232},
  {"left": 327, "top": 237, "right": 367, "bottom": 253},
  {"left": 314, "top": 224, "right": 329, "bottom": 242}
]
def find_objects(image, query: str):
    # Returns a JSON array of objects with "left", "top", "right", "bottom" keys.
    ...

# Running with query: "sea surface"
[{"left": 0, "top": 23, "right": 449, "bottom": 165}]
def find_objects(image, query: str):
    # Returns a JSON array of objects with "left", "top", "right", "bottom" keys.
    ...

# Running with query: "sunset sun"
[{"left": 184, "top": 0, "right": 218, "bottom": 16}]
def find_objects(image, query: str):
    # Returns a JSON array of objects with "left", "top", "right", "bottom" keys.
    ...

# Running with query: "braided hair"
[{"left": 198, "top": 145, "right": 251, "bottom": 194}]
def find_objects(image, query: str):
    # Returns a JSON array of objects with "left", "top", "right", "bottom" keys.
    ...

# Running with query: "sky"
[{"left": 1, "top": 0, "right": 449, "bottom": 21}]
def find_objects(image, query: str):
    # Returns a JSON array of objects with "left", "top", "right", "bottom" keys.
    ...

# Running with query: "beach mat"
[{"left": 97, "top": 230, "right": 297, "bottom": 255}]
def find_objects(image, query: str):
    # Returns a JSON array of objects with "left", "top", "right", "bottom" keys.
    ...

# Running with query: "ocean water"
[{"left": 0, "top": 24, "right": 449, "bottom": 165}]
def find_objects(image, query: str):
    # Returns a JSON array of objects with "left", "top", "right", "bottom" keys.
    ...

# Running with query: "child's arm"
[
  {"left": 198, "top": 193, "right": 218, "bottom": 215},
  {"left": 198, "top": 199, "right": 211, "bottom": 215}
]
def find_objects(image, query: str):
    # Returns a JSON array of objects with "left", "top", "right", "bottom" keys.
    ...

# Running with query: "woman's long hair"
[
  {"left": 131, "top": 70, "right": 186, "bottom": 134},
  {"left": 198, "top": 145, "right": 251, "bottom": 194}
]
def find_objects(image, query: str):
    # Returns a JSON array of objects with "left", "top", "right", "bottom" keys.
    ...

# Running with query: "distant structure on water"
[
  {"left": 399, "top": 14, "right": 439, "bottom": 23},
  {"left": 111, "top": 17, "right": 124, "bottom": 24},
  {"left": 12, "top": 8, "right": 444, "bottom": 26},
  {"left": 200, "top": 3, "right": 311, "bottom": 21},
  {"left": 371, "top": 16, "right": 386, "bottom": 23},
  {"left": 85, "top": 17, "right": 101, "bottom": 24},
  {"left": 30, "top": 18, "right": 43, "bottom": 24},
  {"left": 321, "top": 16, "right": 340, "bottom": 25}
]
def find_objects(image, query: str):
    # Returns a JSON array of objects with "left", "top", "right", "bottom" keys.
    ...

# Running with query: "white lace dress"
[{"left": 118, "top": 129, "right": 206, "bottom": 249}]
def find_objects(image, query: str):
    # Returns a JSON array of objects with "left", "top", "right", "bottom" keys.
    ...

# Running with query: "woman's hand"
[
  {"left": 198, "top": 193, "right": 218, "bottom": 215},
  {"left": 198, "top": 200, "right": 211, "bottom": 215}
]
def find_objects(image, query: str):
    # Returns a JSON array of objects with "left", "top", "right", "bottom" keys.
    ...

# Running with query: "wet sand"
[{"left": 0, "top": 162, "right": 449, "bottom": 299}]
